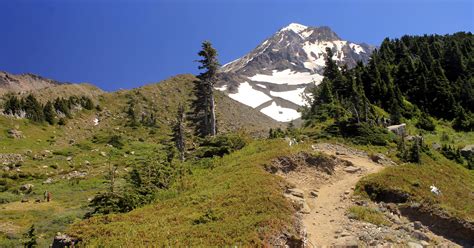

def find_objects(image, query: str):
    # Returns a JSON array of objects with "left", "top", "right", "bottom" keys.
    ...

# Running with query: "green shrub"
[
  {"left": 324, "top": 121, "right": 393, "bottom": 146},
  {"left": 348, "top": 206, "right": 390, "bottom": 226},
  {"left": 452, "top": 108, "right": 474, "bottom": 132},
  {"left": 108, "top": 135, "right": 124, "bottom": 149},
  {"left": 416, "top": 113, "right": 436, "bottom": 131},
  {"left": 58, "top": 118, "right": 67, "bottom": 126},
  {"left": 195, "top": 134, "right": 247, "bottom": 158}
]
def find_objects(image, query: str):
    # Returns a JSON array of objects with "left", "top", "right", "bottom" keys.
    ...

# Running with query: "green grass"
[
  {"left": 348, "top": 206, "right": 390, "bottom": 226},
  {"left": 66, "top": 140, "right": 303, "bottom": 247},
  {"left": 356, "top": 153, "right": 474, "bottom": 222}
]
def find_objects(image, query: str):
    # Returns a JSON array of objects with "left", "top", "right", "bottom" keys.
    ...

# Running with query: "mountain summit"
[{"left": 217, "top": 23, "right": 374, "bottom": 122}]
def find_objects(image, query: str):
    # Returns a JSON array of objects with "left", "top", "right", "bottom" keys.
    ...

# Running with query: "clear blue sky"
[{"left": 1, "top": 0, "right": 473, "bottom": 91}]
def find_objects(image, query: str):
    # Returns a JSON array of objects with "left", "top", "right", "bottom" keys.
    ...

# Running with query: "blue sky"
[{"left": 1, "top": 0, "right": 473, "bottom": 91}]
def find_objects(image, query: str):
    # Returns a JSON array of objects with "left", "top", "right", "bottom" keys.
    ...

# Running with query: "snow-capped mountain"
[{"left": 216, "top": 23, "right": 375, "bottom": 122}]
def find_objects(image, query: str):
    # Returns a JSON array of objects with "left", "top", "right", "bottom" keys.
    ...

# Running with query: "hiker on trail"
[
  {"left": 47, "top": 191, "right": 52, "bottom": 202},
  {"left": 44, "top": 191, "right": 48, "bottom": 202}
]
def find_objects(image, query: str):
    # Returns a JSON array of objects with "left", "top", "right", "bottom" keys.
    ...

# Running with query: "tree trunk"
[
  {"left": 203, "top": 81, "right": 210, "bottom": 136},
  {"left": 209, "top": 88, "right": 216, "bottom": 136},
  {"left": 178, "top": 122, "right": 185, "bottom": 161}
]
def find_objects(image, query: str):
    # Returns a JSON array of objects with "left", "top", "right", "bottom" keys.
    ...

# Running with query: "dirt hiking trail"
[
  {"left": 273, "top": 143, "right": 459, "bottom": 247},
  {"left": 304, "top": 144, "right": 383, "bottom": 246}
]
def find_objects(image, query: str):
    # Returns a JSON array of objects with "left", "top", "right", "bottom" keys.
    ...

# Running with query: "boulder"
[
  {"left": 7, "top": 129, "right": 23, "bottom": 139},
  {"left": 344, "top": 166, "right": 360, "bottom": 173},
  {"left": 287, "top": 188, "right": 304, "bottom": 198},
  {"left": 411, "top": 230, "right": 430, "bottom": 241},
  {"left": 43, "top": 178, "right": 53, "bottom": 184},
  {"left": 413, "top": 221, "right": 423, "bottom": 230},
  {"left": 431, "top": 143, "right": 441, "bottom": 150},
  {"left": 460, "top": 145, "right": 474, "bottom": 157},
  {"left": 0, "top": 153, "right": 23, "bottom": 166},
  {"left": 20, "top": 183, "right": 34, "bottom": 192},
  {"left": 334, "top": 236, "right": 359, "bottom": 247},
  {"left": 284, "top": 194, "right": 308, "bottom": 213},
  {"left": 387, "top": 123, "right": 406, "bottom": 136},
  {"left": 407, "top": 242, "right": 423, "bottom": 248},
  {"left": 52, "top": 233, "right": 79, "bottom": 248}
]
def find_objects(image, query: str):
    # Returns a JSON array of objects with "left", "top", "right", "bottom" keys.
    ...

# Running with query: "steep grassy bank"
[{"left": 67, "top": 140, "right": 304, "bottom": 246}]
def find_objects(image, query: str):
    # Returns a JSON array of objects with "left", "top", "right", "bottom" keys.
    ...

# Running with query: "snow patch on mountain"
[
  {"left": 270, "top": 88, "right": 307, "bottom": 106},
  {"left": 228, "top": 82, "right": 272, "bottom": 108},
  {"left": 215, "top": 85, "right": 228, "bottom": 91},
  {"left": 350, "top": 43, "right": 365, "bottom": 54},
  {"left": 260, "top": 101, "right": 300, "bottom": 122},
  {"left": 280, "top": 23, "right": 308, "bottom": 34},
  {"left": 249, "top": 69, "right": 322, "bottom": 85}
]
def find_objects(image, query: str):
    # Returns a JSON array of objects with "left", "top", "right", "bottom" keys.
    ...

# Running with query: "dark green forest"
[{"left": 303, "top": 32, "right": 474, "bottom": 132}]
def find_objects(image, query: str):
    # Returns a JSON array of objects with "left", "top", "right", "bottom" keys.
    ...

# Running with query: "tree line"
[
  {"left": 3, "top": 94, "right": 96, "bottom": 125},
  {"left": 303, "top": 32, "right": 474, "bottom": 132}
]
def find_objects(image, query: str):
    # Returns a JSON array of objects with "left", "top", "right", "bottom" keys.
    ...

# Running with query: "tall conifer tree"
[{"left": 192, "top": 41, "right": 220, "bottom": 137}]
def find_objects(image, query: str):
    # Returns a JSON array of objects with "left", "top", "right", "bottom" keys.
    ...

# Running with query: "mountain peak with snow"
[
  {"left": 280, "top": 23, "right": 308, "bottom": 33},
  {"left": 217, "top": 23, "right": 375, "bottom": 122}
]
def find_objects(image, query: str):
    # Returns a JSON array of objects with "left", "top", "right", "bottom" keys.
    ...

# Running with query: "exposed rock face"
[
  {"left": 216, "top": 23, "right": 374, "bottom": 122},
  {"left": 0, "top": 71, "right": 62, "bottom": 94},
  {"left": 0, "top": 153, "right": 23, "bottom": 166},
  {"left": 460, "top": 144, "right": 474, "bottom": 157},
  {"left": 387, "top": 123, "right": 407, "bottom": 136},
  {"left": 7, "top": 129, "right": 24, "bottom": 139},
  {"left": 52, "top": 234, "right": 79, "bottom": 248}
]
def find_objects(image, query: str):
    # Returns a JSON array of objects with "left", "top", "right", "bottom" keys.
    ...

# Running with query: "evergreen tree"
[
  {"left": 81, "top": 96, "right": 94, "bottom": 110},
  {"left": 3, "top": 95, "right": 22, "bottom": 116},
  {"left": 443, "top": 41, "right": 467, "bottom": 82},
  {"left": 54, "top": 97, "right": 71, "bottom": 118},
  {"left": 408, "top": 139, "right": 421, "bottom": 164},
  {"left": 453, "top": 107, "right": 474, "bottom": 131},
  {"left": 22, "top": 225, "right": 37, "bottom": 248},
  {"left": 126, "top": 102, "right": 139, "bottom": 127},
  {"left": 24, "top": 95, "right": 44, "bottom": 122},
  {"left": 416, "top": 112, "right": 436, "bottom": 131},
  {"left": 43, "top": 101, "right": 56, "bottom": 125},
  {"left": 172, "top": 104, "right": 186, "bottom": 162},
  {"left": 192, "top": 41, "right": 220, "bottom": 137}
]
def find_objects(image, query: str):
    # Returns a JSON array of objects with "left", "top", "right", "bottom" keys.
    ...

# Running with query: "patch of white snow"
[
  {"left": 249, "top": 69, "right": 322, "bottom": 85},
  {"left": 260, "top": 101, "right": 301, "bottom": 122},
  {"left": 215, "top": 85, "right": 228, "bottom": 91},
  {"left": 270, "top": 88, "right": 307, "bottom": 106},
  {"left": 280, "top": 23, "right": 308, "bottom": 34},
  {"left": 228, "top": 82, "right": 272, "bottom": 108},
  {"left": 350, "top": 43, "right": 365, "bottom": 54}
]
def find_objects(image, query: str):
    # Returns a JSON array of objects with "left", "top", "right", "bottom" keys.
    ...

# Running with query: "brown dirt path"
[{"left": 302, "top": 146, "right": 384, "bottom": 247}]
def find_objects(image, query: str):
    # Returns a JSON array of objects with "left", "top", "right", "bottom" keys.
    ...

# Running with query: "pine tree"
[
  {"left": 3, "top": 95, "right": 22, "bottom": 116},
  {"left": 172, "top": 104, "right": 186, "bottom": 162},
  {"left": 22, "top": 225, "right": 37, "bottom": 248},
  {"left": 409, "top": 138, "right": 421, "bottom": 164},
  {"left": 81, "top": 96, "right": 94, "bottom": 110},
  {"left": 24, "top": 95, "right": 44, "bottom": 122},
  {"left": 192, "top": 41, "right": 220, "bottom": 137},
  {"left": 443, "top": 41, "right": 467, "bottom": 82},
  {"left": 54, "top": 97, "right": 71, "bottom": 118},
  {"left": 43, "top": 101, "right": 56, "bottom": 125},
  {"left": 127, "top": 102, "right": 139, "bottom": 127}
]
